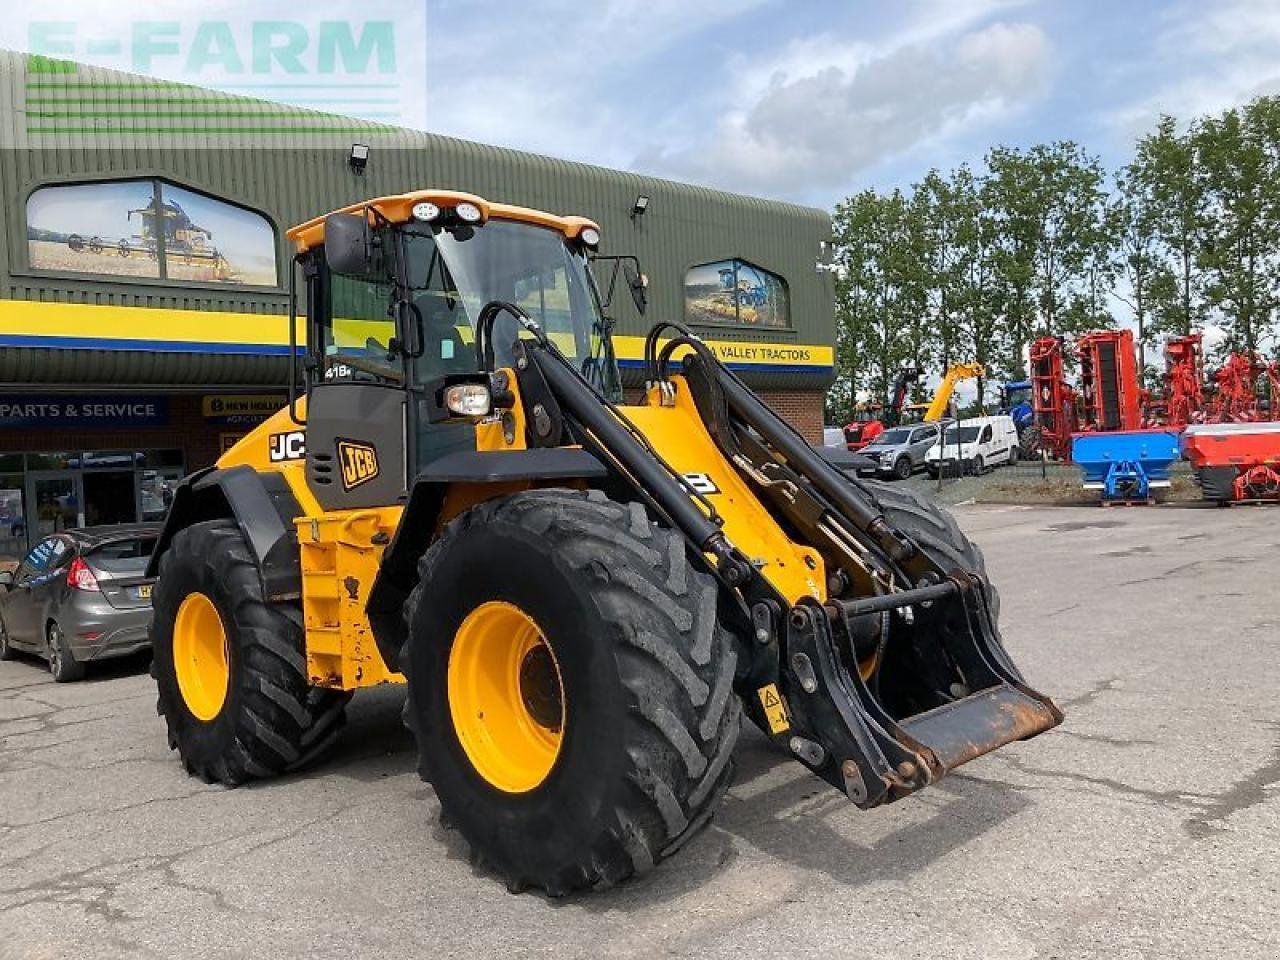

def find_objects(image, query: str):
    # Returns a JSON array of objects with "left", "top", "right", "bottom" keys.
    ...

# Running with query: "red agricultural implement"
[
  {"left": 843, "top": 366, "right": 923, "bottom": 450},
  {"left": 1076, "top": 330, "right": 1144, "bottom": 432},
  {"left": 1027, "top": 336, "right": 1077, "bottom": 460},
  {"left": 1209, "top": 352, "right": 1268, "bottom": 422},
  {"left": 1160, "top": 334, "right": 1207, "bottom": 429},
  {"left": 1182, "top": 421, "right": 1280, "bottom": 504}
]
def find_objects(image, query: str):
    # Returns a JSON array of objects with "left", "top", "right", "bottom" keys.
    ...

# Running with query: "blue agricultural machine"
[
  {"left": 1071, "top": 430, "right": 1181, "bottom": 505},
  {"left": 998, "top": 380, "right": 1035, "bottom": 432}
]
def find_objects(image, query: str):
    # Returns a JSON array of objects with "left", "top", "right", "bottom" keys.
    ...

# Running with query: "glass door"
[{"left": 25, "top": 472, "right": 82, "bottom": 545}]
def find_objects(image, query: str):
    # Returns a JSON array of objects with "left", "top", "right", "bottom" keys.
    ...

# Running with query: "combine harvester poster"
[{"left": 26, "top": 179, "right": 276, "bottom": 286}]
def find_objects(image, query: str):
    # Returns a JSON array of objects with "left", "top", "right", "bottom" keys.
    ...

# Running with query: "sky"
[
  {"left": 421, "top": 0, "right": 1280, "bottom": 208},
  {"left": 8, "top": 0, "right": 1280, "bottom": 209}
]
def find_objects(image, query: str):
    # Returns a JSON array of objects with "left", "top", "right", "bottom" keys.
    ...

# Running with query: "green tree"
[
  {"left": 982, "top": 142, "right": 1112, "bottom": 374},
  {"left": 1112, "top": 165, "right": 1163, "bottom": 368},
  {"left": 1193, "top": 98, "right": 1280, "bottom": 353},
  {"left": 1130, "top": 115, "right": 1207, "bottom": 338},
  {"left": 831, "top": 189, "right": 933, "bottom": 414}
]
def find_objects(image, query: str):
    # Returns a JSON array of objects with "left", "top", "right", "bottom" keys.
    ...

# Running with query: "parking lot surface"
[{"left": 1, "top": 503, "right": 1276, "bottom": 959}]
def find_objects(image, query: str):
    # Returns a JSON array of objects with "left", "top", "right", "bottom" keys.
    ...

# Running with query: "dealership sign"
[
  {"left": 0, "top": 395, "right": 169, "bottom": 428},
  {"left": 202, "top": 394, "right": 286, "bottom": 425},
  {"left": 2, "top": 1, "right": 428, "bottom": 146}
]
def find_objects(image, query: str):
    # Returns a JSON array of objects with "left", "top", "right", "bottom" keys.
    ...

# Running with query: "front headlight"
[
  {"left": 411, "top": 201, "right": 441, "bottom": 223},
  {"left": 444, "top": 383, "right": 492, "bottom": 417}
]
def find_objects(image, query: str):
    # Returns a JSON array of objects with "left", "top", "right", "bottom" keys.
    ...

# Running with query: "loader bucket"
[{"left": 778, "top": 577, "right": 1062, "bottom": 808}]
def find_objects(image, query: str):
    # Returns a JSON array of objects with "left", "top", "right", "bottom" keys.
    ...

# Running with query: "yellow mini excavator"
[{"left": 146, "top": 190, "right": 1060, "bottom": 895}]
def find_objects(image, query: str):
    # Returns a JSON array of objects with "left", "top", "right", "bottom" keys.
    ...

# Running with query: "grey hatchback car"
[
  {"left": 0, "top": 524, "right": 160, "bottom": 681},
  {"left": 856, "top": 422, "right": 943, "bottom": 479}
]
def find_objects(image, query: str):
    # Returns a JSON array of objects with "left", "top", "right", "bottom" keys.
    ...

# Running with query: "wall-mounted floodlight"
[
  {"left": 349, "top": 143, "right": 371, "bottom": 175},
  {"left": 631, "top": 194, "right": 650, "bottom": 219}
]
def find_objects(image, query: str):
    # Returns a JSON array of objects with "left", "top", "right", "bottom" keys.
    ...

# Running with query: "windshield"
[
  {"left": 319, "top": 219, "right": 619, "bottom": 397},
  {"left": 942, "top": 426, "right": 981, "bottom": 444},
  {"left": 87, "top": 536, "right": 157, "bottom": 576},
  {"left": 870, "top": 428, "right": 912, "bottom": 446},
  {"left": 406, "top": 220, "right": 615, "bottom": 394}
]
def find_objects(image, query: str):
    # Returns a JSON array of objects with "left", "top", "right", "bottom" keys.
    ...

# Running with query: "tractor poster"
[{"left": 27, "top": 179, "right": 277, "bottom": 286}]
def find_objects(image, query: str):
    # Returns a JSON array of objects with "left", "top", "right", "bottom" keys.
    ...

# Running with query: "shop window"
[
  {"left": 684, "top": 258, "right": 790, "bottom": 328},
  {"left": 26, "top": 179, "right": 277, "bottom": 286}
]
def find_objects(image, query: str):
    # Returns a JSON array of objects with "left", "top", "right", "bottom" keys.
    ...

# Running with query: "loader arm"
[
  {"left": 501, "top": 312, "right": 1061, "bottom": 808},
  {"left": 924, "top": 362, "right": 985, "bottom": 422}
]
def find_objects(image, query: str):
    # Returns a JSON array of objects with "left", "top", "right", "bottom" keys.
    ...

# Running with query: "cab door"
[{"left": 302, "top": 257, "right": 410, "bottom": 512}]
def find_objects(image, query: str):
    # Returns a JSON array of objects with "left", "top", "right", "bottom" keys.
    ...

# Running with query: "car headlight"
[{"left": 455, "top": 202, "right": 483, "bottom": 224}]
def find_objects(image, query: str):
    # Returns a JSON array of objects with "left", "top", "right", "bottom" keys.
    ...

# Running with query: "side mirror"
[
  {"left": 324, "top": 212, "right": 375, "bottom": 277},
  {"left": 0, "top": 570, "right": 13, "bottom": 589},
  {"left": 623, "top": 261, "right": 648, "bottom": 316}
]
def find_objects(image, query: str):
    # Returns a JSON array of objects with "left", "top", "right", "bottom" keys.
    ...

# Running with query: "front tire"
[
  {"left": 893, "top": 456, "right": 913, "bottom": 480},
  {"left": 150, "top": 520, "right": 348, "bottom": 784},
  {"left": 403, "top": 489, "right": 741, "bottom": 895}
]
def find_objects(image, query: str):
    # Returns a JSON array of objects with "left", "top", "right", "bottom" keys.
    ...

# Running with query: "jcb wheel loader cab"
[
  {"left": 404, "top": 490, "right": 739, "bottom": 893},
  {"left": 147, "top": 187, "right": 1060, "bottom": 897}
]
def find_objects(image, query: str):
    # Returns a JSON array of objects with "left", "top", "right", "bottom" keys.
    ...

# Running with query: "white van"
[{"left": 924, "top": 415, "right": 1020, "bottom": 476}]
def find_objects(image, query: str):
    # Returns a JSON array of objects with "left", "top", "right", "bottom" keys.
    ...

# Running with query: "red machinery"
[
  {"left": 843, "top": 366, "right": 923, "bottom": 450},
  {"left": 1182, "top": 421, "right": 1280, "bottom": 503},
  {"left": 1027, "top": 336, "right": 1078, "bottom": 460},
  {"left": 1209, "top": 352, "right": 1267, "bottom": 422},
  {"left": 1076, "top": 330, "right": 1143, "bottom": 432},
  {"left": 1160, "top": 334, "right": 1206, "bottom": 428}
]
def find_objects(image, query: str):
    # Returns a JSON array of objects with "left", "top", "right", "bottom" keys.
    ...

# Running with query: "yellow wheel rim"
[
  {"left": 447, "top": 601, "right": 565, "bottom": 793},
  {"left": 173, "top": 591, "right": 230, "bottom": 722}
]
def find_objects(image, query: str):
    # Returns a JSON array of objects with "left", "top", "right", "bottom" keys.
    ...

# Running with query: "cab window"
[
  {"left": 323, "top": 268, "right": 399, "bottom": 382},
  {"left": 980, "top": 425, "right": 993, "bottom": 443}
]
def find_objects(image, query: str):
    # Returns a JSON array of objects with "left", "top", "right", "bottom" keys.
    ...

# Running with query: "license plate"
[{"left": 136, "top": 584, "right": 152, "bottom": 600}]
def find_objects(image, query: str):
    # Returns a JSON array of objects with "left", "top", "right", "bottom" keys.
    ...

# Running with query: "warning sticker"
[{"left": 756, "top": 683, "right": 791, "bottom": 734}]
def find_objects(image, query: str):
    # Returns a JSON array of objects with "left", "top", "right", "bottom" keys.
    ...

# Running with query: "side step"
[{"left": 898, "top": 683, "right": 1058, "bottom": 772}]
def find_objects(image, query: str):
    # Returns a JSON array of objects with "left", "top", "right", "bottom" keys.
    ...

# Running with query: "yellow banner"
[{"left": 0, "top": 300, "right": 832, "bottom": 372}]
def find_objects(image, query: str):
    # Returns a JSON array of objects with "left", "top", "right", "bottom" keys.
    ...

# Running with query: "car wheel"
[
  {"left": 972, "top": 455, "right": 986, "bottom": 476},
  {"left": 47, "top": 622, "right": 85, "bottom": 683},
  {"left": 893, "top": 456, "right": 913, "bottom": 480},
  {"left": 1009, "top": 445, "right": 1019, "bottom": 466},
  {"left": 0, "top": 618, "right": 14, "bottom": 661}
]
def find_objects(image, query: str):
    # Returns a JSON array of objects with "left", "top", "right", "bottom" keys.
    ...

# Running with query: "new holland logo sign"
[{"left": 337, "top": 439, "right": 379, "bottom": 490}]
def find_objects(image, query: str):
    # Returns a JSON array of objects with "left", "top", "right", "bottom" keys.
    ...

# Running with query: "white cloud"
[
  {"left": 636, "top": 20, "right": 1050, "bottom": 197},
  {"left": 423, "top": 0, "right": 775, "bottom": 167},
  {"left": 1104, "top": 0, "right": 1280, "bottom": 134}
]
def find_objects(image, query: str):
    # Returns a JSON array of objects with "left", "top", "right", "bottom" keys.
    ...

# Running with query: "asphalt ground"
[{"left": 1, "top": 502, "right": 1276, "bottom": 959}]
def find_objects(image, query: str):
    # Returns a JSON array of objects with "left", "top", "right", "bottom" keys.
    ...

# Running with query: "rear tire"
[
  {"left": 0, "top": 618, "right": 15, "bottom": 661},
  {"left": 403, "top": 489, "right": 741, "bottom": 895},
  {"left": 151, "top": 520, "right": 348, "bottom": 784},
  {"left": 47, "top": 622, "right": 84, "bottom": 682}
]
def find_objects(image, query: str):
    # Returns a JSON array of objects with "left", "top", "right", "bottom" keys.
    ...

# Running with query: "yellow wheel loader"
[{"left": 146, "top": 190, "right": 1061, "bottom": 895}]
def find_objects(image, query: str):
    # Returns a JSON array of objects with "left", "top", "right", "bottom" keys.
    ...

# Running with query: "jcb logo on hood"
[{"left": 337, "top": 440, "right": 379, "bottom": 490}]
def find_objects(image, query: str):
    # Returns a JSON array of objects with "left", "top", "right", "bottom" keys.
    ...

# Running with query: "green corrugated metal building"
[{"left": 0, "top": 52, "right": 835, "bottom": 554}]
